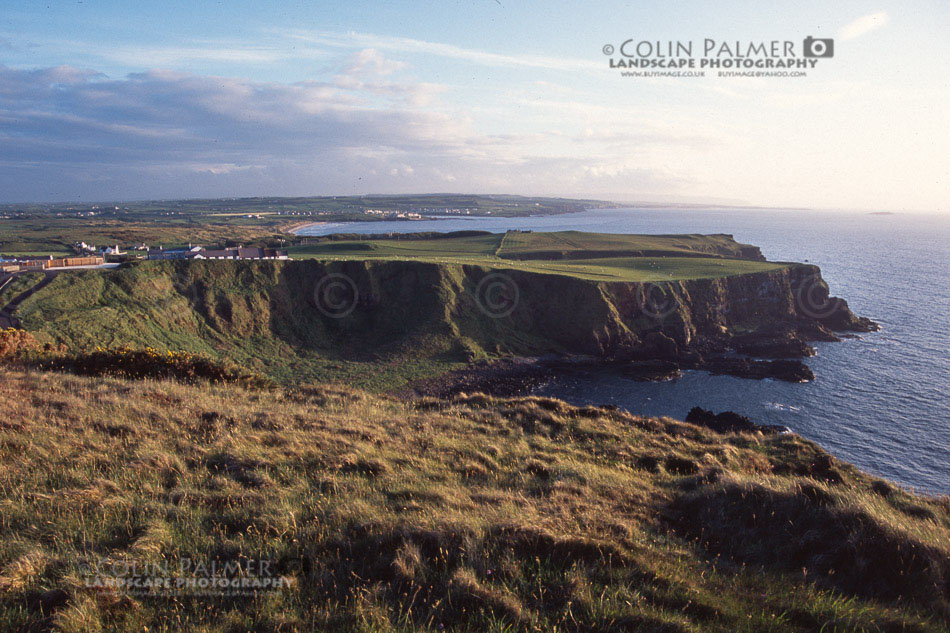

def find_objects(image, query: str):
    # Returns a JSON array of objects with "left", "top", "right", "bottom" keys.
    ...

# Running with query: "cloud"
[
  {"left": 343, "top": 48, "right": 407, "bottom": 77},
  {"left": 283, "top": 29, "right": 599, "bottom": 72},
  {"left": 0, "top": 63, "right": 693, "bottom": 202},
  {"left": 42, "top": 36, "right": 333, "bottom": 68},
  {"left": 837, "top": 11, "right": 890, "bottom": 41}
]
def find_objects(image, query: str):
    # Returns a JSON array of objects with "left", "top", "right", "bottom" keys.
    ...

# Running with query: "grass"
[
  {"left": 0, "top": 367, "right": 946, "bottom": 632},
  {"left": 288, "top": 231, "right": 786, "bottom": 282},
  {"left": 0, "top": 216, "right": 291, "bottom": 256},
  {"left": 32, "top": 346, "right": 275, "bottom": 388},
  {"left": 496, "top": 231, "right": 763, "bottom": 260},
  {"left": 0, "top": 272, "right": 46, "bottom": 308}
]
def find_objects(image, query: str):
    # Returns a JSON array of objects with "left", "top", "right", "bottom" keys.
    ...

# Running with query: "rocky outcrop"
[
  {"left": 426, "top": 262, "right": 875, "bottom": 383},
  {"left": 357, "top": 259, "right": 875, "bottom": 387},
  {"left": 685, "top": 407, "right": 789, "bottom": 434},
  {"left": 731, "top": 329, "right": 817, "bottom": 359},
  {"left": 702, "top": 358, "right": 815, "bottom": 382}
]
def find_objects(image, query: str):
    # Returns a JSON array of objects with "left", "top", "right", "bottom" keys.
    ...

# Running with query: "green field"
[{"left": 290, "top": 231, "right": 786, "bottom": 281}]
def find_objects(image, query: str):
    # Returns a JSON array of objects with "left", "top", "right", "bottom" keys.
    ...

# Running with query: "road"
[
  {"left": 0, "top": 271, "right": 58, "bottom": 329},
  {"left": 0, "top": 263, "right": 121, "bottom": 328}
]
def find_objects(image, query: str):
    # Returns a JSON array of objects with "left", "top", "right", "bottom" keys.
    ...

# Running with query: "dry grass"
[{"left": 0, "top": 368, "right": 946, "bottom": 632}]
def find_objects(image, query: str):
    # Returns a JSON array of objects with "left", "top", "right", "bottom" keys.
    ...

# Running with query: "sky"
[{"left": 0, "top": 0, "right": 947, "bottom": 211}]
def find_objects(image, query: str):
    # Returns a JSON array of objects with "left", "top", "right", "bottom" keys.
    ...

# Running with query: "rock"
[
  {"left": 794, "top": 321, "right": 841, "bottom": 342},
  {"left": 685, "top": 407, "right": 788, "bottom": 434},
  {"left": 623, "top": 360, "right": 682, "bottom": 382},
  {"left": 401, "top": 357, "right": 556, "bottom": 399},
  {"left": 676, "top": 349, "right": 704, "bottom": 369},
  {"left": 815, "top": 297, "right": 881, "bottom": 332},
  {"left": 702, "top": 357, "right": 814, "bottom": 382},
  {"left": 640, "top": 331, "right": 679, "bottom": 360},
  {"left": 732, "top": 332, "right": 816, "bottom": 358}
]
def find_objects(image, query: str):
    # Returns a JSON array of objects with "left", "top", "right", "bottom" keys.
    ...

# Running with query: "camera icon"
[{"left": 803, "top": 36, "right": 834, "bottom": 58}]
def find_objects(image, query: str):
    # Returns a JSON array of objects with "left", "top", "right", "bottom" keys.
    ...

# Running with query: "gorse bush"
[
  {"left": 33, "top": 346, "right": 273, "bottom": 388},
  {"left": 0, "top": 328, "right": 41, "bottom": 358}
]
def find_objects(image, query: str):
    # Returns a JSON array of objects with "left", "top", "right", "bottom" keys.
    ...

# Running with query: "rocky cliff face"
[
  {"left": 407, "top": 262, "right": 877, "bottom": 360},
  {"left": 279, "top": 259, "right": 877, "bottom": 381}
]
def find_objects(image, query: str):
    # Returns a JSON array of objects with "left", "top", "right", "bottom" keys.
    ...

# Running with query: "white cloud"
[
  {"left": 0, "top": 64, "right": 685, "bottom": 202},
  {"left": 837, "top": 11, "right": 890, "bottom": 41},
  {"left": 282, "top": 29, "right": 599, "bottom": 72},
  {"left": 343, "top": 48, "right": 407, "bottom": 77}
]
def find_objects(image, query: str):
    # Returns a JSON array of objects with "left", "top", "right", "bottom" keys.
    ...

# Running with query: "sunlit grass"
[{"left": 0, "top": 369, "right": 946, "bottom": 631}]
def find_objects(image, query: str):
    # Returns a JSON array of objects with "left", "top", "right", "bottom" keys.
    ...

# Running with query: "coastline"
[
  {"left": 290, "top": 216, "right": 462, "bottom": 235},
  {"left": 284, "top": 220, "right": 328, "bottom": 234}
]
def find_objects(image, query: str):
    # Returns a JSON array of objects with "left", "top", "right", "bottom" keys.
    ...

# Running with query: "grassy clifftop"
[
  {"left": 0, "top": 368, "right": 946, "bottom": 632},
  {"left": 289, "top": 231, "right": 775, "bottom": 280}
]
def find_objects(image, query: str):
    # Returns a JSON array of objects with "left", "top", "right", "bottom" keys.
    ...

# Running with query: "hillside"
[{"left": 0, "top": 368, "right": 946, "bottom": 632}]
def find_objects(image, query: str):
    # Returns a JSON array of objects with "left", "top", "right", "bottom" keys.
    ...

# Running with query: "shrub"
[
  {"left": 33, "top": 346, "right": 273, "bottom": 387},
  {"left": 0, "top": 328, "right": 40, "bottom": 359}
]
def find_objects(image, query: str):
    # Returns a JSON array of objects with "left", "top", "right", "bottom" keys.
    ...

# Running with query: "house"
[
  {"left": 148, "top": 247, "right": 288, "bottom": 261},
  {"left": 146, "top": 248, "right": 192, "bottom": 260},
  {"left": 4, "top": 255, "right": 105, "bottom": 270},
  {"left": 192, "top": 247, "right": 288, "bottom": 260}
]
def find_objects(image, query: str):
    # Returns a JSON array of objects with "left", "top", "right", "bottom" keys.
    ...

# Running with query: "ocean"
[{"left": 297, "top": 208, "right": 950, "bottom": 495}]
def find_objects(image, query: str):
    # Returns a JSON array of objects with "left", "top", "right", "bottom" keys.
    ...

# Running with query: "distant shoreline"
[
  {"left": 290, "top": 215, "right": 460, "bottom": 235},
  {"left": 286, "top": 221, "right": 328, "bottom": 234}
]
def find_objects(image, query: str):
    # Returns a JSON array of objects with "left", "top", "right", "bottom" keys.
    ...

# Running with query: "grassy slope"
[
  {"left": 14, "top": 260, "right": 478, "bottom": 391},
  {"left": 0, "top": 273, "right": 46, "bottom": 308},
  {"left": 0, "top": 369, "right": 946, "bottom": 632}
]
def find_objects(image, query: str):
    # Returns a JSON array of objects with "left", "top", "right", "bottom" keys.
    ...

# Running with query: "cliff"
[{"left": 16, "top": 258, "right": 876, "bottom": 389}]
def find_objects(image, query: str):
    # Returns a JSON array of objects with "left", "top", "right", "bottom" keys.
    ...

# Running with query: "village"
[{"left": 0, "top": 242, "right": 289, "bottom": 274}]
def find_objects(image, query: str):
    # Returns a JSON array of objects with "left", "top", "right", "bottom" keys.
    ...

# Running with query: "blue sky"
[{"left": 0, "top": 0, "right": 947, "bottom": 210}]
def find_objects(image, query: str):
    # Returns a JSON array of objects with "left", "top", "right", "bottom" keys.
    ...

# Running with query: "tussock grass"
[{"left": 0, "top": 368, "right": 946, "bottom": 631}]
